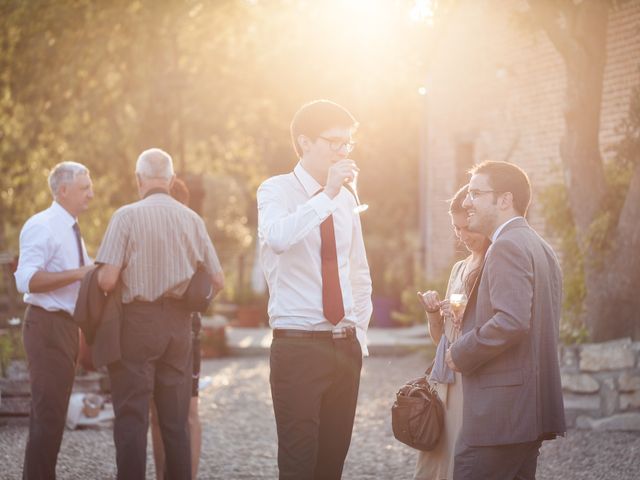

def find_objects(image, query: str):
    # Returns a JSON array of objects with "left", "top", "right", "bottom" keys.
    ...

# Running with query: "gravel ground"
[{"left": 1, "top": 353, "right": 639, "bottom": 479}]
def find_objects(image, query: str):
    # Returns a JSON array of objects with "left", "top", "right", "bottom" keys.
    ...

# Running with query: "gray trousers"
[
  {"left": 454, "top": 437, "right": 542, "bottom": 480},
  {"left": 108, "top": 300, "right": 192, "bottom": 480},
  {"left": 270, "top": 335, "right": 362, "bottom": 480},
  {"left": 22, "top": 305, "right": 79, "bottom": 480}
]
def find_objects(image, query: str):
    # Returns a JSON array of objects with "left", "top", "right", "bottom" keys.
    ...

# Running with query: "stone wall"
[{"left": 560, "top": 338, "right": 640, "bottom": 431}]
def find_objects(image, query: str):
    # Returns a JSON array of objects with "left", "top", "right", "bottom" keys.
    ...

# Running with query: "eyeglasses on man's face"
[
  {"left": 317, "top": 136, "right": 356, "bottom": 153},
  {"left": 466, "top": 189, "right": 498, "bottom": 201}
]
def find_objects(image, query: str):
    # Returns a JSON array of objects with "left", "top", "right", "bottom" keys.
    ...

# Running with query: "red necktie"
[{"left": 320, "top": 215, "right": 345, "bottom": 325}]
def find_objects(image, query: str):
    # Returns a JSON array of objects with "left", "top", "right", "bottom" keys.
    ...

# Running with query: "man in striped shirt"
[{"left": 96, "top": 148, "right": 224, "bottom": 480}]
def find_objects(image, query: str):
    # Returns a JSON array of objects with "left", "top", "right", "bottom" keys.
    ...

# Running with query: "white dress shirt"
[
  {"left": 14, "top": 201, "right": 89, "bottom": 315},
  {"left": 257, "top": 163, "right": 373, "bottom": 355},
  {"left": 491, "top": 216, "right": 524, "bottom": 243}
]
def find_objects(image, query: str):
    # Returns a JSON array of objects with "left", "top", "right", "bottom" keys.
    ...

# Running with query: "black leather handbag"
[{"left": 391, "top": 373, "right": 445, "bottom": 451}]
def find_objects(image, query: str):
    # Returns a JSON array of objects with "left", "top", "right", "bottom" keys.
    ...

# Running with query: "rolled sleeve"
[
  {"left": 14, "top": 222, "right": 51, "bottom": 294},
  {"left": 96, "top": 212, "right": 127, "bottom": 267}
]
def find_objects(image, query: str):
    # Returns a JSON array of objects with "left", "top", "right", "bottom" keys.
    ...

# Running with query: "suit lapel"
[{"left": 462, "top": 217, "right": 529, "bottom": 328}]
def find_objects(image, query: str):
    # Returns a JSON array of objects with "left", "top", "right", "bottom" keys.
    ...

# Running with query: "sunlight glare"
[
  {"left": 340, "top": 0, "right": 394, "bottom": 43},
  {"left": 410, "top": 0, "right": 435, "bottom": 24}
]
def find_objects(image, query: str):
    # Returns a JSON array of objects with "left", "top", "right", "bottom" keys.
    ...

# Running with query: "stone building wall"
[{"left": 424, "top": 0, "right": 640, "bottom": 278}]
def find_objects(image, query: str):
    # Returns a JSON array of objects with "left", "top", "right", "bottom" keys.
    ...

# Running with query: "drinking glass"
[
  {"left": 449, "top": 293, "right": 468, "bottom": 319},
  {"left": 348, "top": 171, "right": 368, "bottom": 214}
]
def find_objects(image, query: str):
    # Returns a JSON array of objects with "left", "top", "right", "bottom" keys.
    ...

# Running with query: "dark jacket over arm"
[{"left": 74, "top": 266, "right": 122, "bottom": 368}]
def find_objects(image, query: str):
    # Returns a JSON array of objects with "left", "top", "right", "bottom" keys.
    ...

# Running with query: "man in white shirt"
[
  {"left": 257, "top": 99, "right": 372, "bottom": 479},
  {"left": 14, "top": 161, "right": 94, "bottom": 480}
]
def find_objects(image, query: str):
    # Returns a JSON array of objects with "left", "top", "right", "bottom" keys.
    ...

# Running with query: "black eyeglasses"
[
  {"left": 467, "top": 189, "right": 498, "bottom": 200},
  {"left": 317, "top": 136, "right": 356, "bottom": 153}
]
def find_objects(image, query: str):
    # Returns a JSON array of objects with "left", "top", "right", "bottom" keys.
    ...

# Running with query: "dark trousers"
[
  {"left": 191, "top": 312, "right": 201, "bottom": 397},
  {"left": 270, "top": 335, "right": 362, "bottom": 480},
  {"left": 22, "top": 305, "right": 79, "bottom": 480},
  {"left": 108, "top": 300, "right": 192, "bottom": 480},
  {"left": 453, "top": 437, "right": 542, "bottom": 480}
]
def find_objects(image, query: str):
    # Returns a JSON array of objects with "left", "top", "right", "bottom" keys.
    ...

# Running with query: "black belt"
[
  {"left": 273, "top": 326, "right": 356, "bottom": 340},
  {"left": 27, "top": 305, "right": 73, "bottom": 320},
  {"left": 127, "top": 296, "right": 187, "bottom": 308}
]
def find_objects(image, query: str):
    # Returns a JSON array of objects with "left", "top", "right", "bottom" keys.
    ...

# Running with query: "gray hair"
[
  {"left": 135, "top": 148, "right": 174, "bottom": 181},
  {"left": 48, "top": 161, "right": 90, "bottom": 196}
]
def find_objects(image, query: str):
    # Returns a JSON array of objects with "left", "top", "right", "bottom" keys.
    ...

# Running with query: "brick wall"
[{"left": 424, "top": 0, "right": 640, "bottom": 278}]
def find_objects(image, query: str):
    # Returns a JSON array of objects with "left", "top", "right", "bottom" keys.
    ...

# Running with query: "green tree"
[{"left": 1, "top": 0, "right": 433, "bottom": 308}]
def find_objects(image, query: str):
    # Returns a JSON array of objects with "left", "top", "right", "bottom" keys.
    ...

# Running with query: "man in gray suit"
[{"left": 446, "top": 161, "right": 565, "bottom": 479}]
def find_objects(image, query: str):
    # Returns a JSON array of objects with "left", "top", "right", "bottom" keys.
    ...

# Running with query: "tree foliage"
[{"left": 0, "top": 0, "right": 433, "bottom": 303}]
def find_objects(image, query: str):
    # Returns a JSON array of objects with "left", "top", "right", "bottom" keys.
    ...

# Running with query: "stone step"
[
  {"left": 0, "top": 395, "right": 30, "bottom": 416},
  {"left": 0, "top": 377, "right": 30, "bottom": 396},
  {"left": 0, "top": 372, "right": 109, "bottom": 419}
]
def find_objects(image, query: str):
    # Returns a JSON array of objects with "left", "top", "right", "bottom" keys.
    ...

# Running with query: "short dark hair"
[
  {"left": 290, "top": 99, "right": 358, "bottom": 157},
  {"left": 470, "top": 161, "right": 531, "bottom": 216}
]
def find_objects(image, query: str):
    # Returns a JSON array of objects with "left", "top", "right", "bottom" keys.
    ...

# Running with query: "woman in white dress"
[{"left": 414, "top": 184, "right": 490, "bottom": 480}]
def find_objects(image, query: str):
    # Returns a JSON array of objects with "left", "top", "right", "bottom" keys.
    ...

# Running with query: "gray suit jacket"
[{"left": 450, "top": 217, "right": 566, "bottom": 446}]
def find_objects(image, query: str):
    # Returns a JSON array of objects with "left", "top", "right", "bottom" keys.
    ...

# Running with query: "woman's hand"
[
  {"left": 417, "top": 291, "right": 443, "bottom": 315},
  {"left": 439, "top": 300, "right": 453, "bottom": 321}
]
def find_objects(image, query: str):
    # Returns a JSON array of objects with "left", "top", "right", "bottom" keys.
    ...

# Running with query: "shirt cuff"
[
  {"left": 308, "top": 192, "right": 337, "bottom": 220},
  {"left": 14, "top": 267, "right": 38, "bottom": 294}
]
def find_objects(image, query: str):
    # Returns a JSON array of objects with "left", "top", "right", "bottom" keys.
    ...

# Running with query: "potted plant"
[{"left": 232, "top": 285, "right": 268, "bottom": 328}]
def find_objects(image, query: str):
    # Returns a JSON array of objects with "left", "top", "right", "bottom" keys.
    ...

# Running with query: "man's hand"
[
  {"left": 28, "top": 264, "right": 96, "bottom": 293},
  {"left": 324, "top": 159, "right": 358, "bottom": 199},
  {"left": 445, "top": 347, "right": 460, "bottom": 372},
  {"left": 211, "top": 271, "right": 225, "bottom": 298}
]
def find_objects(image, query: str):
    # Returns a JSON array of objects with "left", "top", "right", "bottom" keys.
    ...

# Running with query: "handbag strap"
[{"left": 424, "top": 358, "right": 436, "bottom": 376}]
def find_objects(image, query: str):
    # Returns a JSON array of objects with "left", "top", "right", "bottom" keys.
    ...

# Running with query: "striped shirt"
[{"left": 96, "top": 192, "right": 222, "bottom": 303}]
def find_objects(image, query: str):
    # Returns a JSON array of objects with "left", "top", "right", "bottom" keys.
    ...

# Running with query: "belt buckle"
[{"left": 332, "top": 327, "right": 353, "bottom": 339}]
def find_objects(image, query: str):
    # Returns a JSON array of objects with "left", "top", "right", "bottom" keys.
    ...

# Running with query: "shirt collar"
[
  {"left": 491, "top": 216, "right": 524, "bottom": 243},
  {"left": 50, "top": 200, "right": 77, "bottom": 227},
  {"left": 293, "top": 162, "right": 324, "bottom": 197},
  {"left": 143, "top": 187, "right": 170, "bottom": 199}
]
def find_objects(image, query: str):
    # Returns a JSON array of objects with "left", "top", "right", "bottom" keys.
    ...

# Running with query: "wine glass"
[
  {"left": 448, "top": 293, "right": 468, "bottom": 336},
  {"left": 449, "top": 293, "right": 468, "bottom": 319},
  {"left": 348, "top": 171, "right": 368, "bottom": 214}
]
